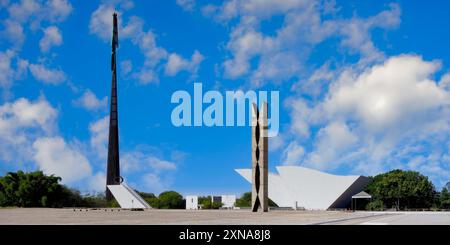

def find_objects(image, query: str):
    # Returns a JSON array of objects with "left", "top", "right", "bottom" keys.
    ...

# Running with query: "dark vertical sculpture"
[
  {"left": 106, "top": 13, "right": 121, "bottom": 201},
  {"left": 251, "top": 102, "right": 268, "bottom": 212}
]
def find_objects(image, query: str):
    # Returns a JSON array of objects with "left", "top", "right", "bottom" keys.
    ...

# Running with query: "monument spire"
[
  {"left": 106, "top": 13, "right": 121, "bottom": 201},
  {"left": 251, "top": 102, "right": 269, "bottom": 212}
]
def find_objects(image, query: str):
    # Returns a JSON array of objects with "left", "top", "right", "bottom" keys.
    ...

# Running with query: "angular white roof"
[
  {"left": 235, "top": 166, "right": 370, "bottom": 210},
  {"left": 107, "top": 183, "right": 151, "bottom": 209}
]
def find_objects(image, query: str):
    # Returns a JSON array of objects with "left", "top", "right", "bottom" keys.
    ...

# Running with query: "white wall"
[
  {"left": 186, "top": 195, "right": 198, "bottom": 210},
  {"left": 235, "top": 166, "right": 369, "bottom": 210},
  {"left": 220, "top": 195, "right": 236, "bottom": 208},
  {"left": 107, "top": 183, "right": 151, "bottom": 209}
]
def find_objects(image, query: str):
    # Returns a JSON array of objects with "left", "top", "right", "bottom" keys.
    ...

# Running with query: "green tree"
[
  {"left": 157, "top": 191, "right": 184, "bottom": 209},
  {"left": 136, "top": 191, "right": 159, "bottom": 208},
  {"left": 440, "top": 188, "right": 450, "bottom": 209},
  {"left": 235, "top": 192, "right": 278, "bottom": 207},
  {"left": 365, "top": 199, "right": 385, "bottom": 211},
  {"left": 198, "top": 196, "right": 223, "bottom": 209},
  {"left": 235, "top": 192, "right": 251, "bottom": 207},
  {"left": 0, "top": 171, "right": 84, "bottom": 208},
  {"left": 198, "top": 196, "right": 211, "bottom": 209},
  {"left": 364, "top": 169, "right": 436, "bottom": 210}
]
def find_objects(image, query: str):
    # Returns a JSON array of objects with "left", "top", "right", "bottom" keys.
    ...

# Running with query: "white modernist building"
[
  {"left": 185, "top": 195, "right": 237, "bottom": 209},
  {"left": 236, "top": 166, "right": 370, "bottom": 210},
  {"left": 186, "top": 195, "right": 199, "bottom": 210},
  {"left": 107, "top": 183, "right": 151, "bottom": 209},
  {"left": 212, "top": 195, "right": 236, "bottom": 209}
]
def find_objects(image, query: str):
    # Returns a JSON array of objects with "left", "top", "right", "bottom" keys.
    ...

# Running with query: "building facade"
[{"left": 236, "top": 166, "right": 370, "bottom": 210}]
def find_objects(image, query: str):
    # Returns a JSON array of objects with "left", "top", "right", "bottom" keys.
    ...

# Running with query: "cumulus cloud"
[
  {"left": 120, "top": 60, "right": 132, "bottom": 75},
  {"left": 281, "top": 141, "right": 305, "bottom": 165},
  {"left": 86, "top": 114, "right": 181, "bottom": 193},
  {"left": 122, "top": 149, "right": 177, "bottom": 173},
  {"left": 89, "top": 1, "right": 203, "bottom": 84},
  {"left": 45, "top": 0, "right": 73, "bottom": 23},
  {"left": 88, "top": 172, "right": 106, "bottom": 192},
  {"left": 1, "top": 0, "right": 72, "bottom": 49},
  {"left": 285, "top": 55, "right": 450, "bottom": 186},
  {"left": 303, "top": 121, "right": 358, "bottom": 170},
  {"left": 32, "top": 136, "right": 92, "bottom": 184},
  {"left": 176, "top": 0, "right": 195, "bottom": 12},
  {"left": 0, "top": 97, "right": 111, "bottom": 191},
  {"left": 204, "top": 0, "right": 400, "bottom": 86},
  {"left": 0, "top": 97, "right": 57, "bottom": 163},
  {"left": 0, "top": 50, "right": 28, "bottom": 98},
  {"left": 0, "top": 97, "right": 57, "bottom": 135},
  {"left": 121, "top": 146, "right": 180, "bottom": 193},
  {"left": 72, "top": 89, "right": 108, "bottom": 111},
  {"left": 29, "top": 63, "right": 66, "bottom": 85},
  {"left": 89, "top": 116, "right": 109, "bottom": 160},
  {"left": 89, "top": 3, "right": 116, "bottom": 41},
  {"left": 39, "top": 25, "right": 62, "bottom": 52},
  {"left": 2, "top": 19, "right": 25, "bottom": 48},
  {"left": 165, "top": 50, "right": 204, "bottom": 76}
]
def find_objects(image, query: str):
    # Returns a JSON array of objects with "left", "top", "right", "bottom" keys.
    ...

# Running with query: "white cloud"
[
  {"left": 141, "top": 173, "right": 166, "bottom": 194},
  {"left": 1, "top": 0, "right": 72, "bottom": 49},
  {"left": 165, "top": 50, "right": 204, "bottom": 76},
  {"left": 281, "top": 141, "right": 305, "bottom": 165},
  {"left": 32, "top": 136, "right": 92, "bottom": 184},
  {"left": 29, "top": 63, "right": 66, "bottom": 85},
  {"left": 7, "top": 0, "right": 41, "bottom": 24},
  {"left": 291, "top": 62, "right": 335, "bottom": 98},
  {"left": 39, "top": 25, "right": 62, "bottom": 52},
  {"left": 2, "top": 19, "right": 25, "bottom": 48},
  {"left": 324, "top": 55, "right": 447, "bottom": 133},
  {"left": 88, "top": 171, "right": 106, "bottom": 192},
  {"left": 7, "top": 0, "right": 72, "bottom": 24},
  {"left": 89, "top": 3, "right": 116, "bottom": 41},
  {"left": 120, "top": 60, "right": 132, "bottom": 75},
  {"left": 204, "top": 1, "right": 400, "bottom": 86},
  {"left": 122, "top": 149, "right": 177, "bottom": 173},
  {"left": 85, "top": 114, "right": 180, "bottom": 193},
  {"left": 176, "top": 0, "right": 195, "bottom": 12},
  {"left": 304, "top": 121, "right": 357, "bottom": 170},
  {"left": 73, "top": 89, "right": 107, "bottom": 111},
  {"left": 120, "top": 146, "right": 179, "bottom": 193},
  {"left": 0, "top": 50, "right": 28, "bottom": 98},
  {"left": 0, "top": 97, "right": 57, "bottom": 163},
  {"left": 2, "top": 97, "right": 111, "bottom": 191},
  {"left": 286, "top": 98, "right": 314, "bottom": 138},
  {"left": 89, "top": 116, "right": 109, "bottom": 160},
  {"left": 285, "top": 55, "right": 450, "bottom": 185},
  {"left": 89, "top": 2, "right": 203, "bottom": 84},
  {"left": 0, "top": 97, "right": 102, "bottom": 189},
  {"left": 45, "top": 0, "right": 73, "bottom": 23},
  {"left": 0, "top": 50, "right": 15, "bottom": 90}
]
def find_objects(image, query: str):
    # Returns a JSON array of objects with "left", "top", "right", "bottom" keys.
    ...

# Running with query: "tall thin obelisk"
[
  {"left": 106, "top": 13, "right": 121, "bottom": 201},
  {"left": 251, "top": 102, "right": 269, "bottom": 212}
]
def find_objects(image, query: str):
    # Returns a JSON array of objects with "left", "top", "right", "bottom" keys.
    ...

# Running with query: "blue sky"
[{"left": 1, "top": 0, "right": 450, "bottom": 196}]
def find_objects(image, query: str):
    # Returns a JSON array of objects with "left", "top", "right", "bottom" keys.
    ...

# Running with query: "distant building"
[
  {"left": 212, "top": 195, "right": 236, "bottom": 209},
  {"left": 236, "top": 166, "right": 370, "bottom": 210},
  {"left": 185, "top": 195, "right": 237, "bottom": 209},
  {"left": 186, "top": 195, "right": 198, "bottom": 210}
]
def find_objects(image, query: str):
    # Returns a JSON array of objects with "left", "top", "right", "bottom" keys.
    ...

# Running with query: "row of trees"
[
  {"left": 0, "top": 171, "right": 114, "bottom": 208},
  {"left": 1, "top": 170, "right": 449, "bottom": 210},
  {"left": 364, "top": 170, "right": 450, "bottom": 210},
  {"left": 138, "top": 191, "right": 184, "bottom": 209}
]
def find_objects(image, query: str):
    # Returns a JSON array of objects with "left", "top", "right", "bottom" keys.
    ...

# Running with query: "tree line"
[
  {"left": 0, "top": 169, "right": 449, "bottom": 210},
  {"left": 364, "top": 169, "right": 450, "bottom": 210}
]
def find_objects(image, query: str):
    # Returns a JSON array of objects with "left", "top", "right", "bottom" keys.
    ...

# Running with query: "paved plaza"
[{"left": 0, "top": 208, "right": 449, "bottom": 225}]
